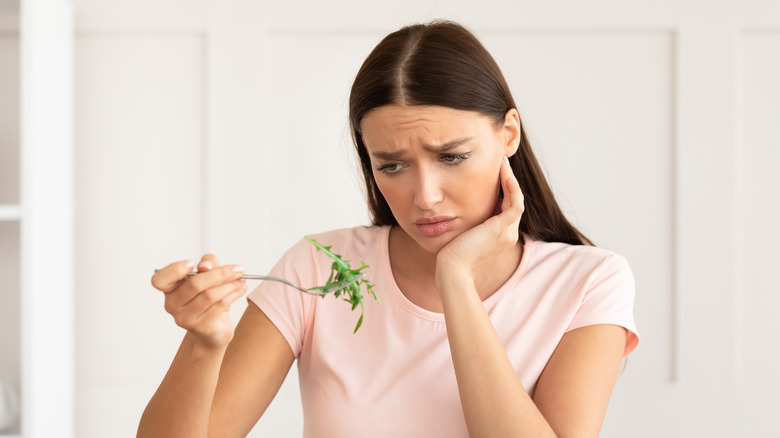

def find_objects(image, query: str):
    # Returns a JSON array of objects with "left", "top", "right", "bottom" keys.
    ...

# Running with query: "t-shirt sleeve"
[
  {"left": 246, "top": 237, "right": 320, "bottom": 358},
  {"left": 566, "top": 253, "right": 640, "bottom": 358}
]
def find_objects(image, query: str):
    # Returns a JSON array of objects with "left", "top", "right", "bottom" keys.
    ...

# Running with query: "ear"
[{"left": 502, "top": 108, "right": 521, "bottom": 157}]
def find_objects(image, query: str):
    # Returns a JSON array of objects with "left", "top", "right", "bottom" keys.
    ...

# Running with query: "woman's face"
[{"left": 361, "top": 105, "right": 520, "bottom": 255}]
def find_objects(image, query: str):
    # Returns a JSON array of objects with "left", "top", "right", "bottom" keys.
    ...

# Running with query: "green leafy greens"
[{"left": 306, "top": 237, "right": 379, "bottom": 333}]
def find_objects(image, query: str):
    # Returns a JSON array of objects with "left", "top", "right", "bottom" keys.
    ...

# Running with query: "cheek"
[
  {"left": 471, "top": 155, "right": 502, "bottom": 186},
  {"left": 374, "top": 176, "right": 406, "bottom": 209},
  {"left": 460, "top": 160, "right": 501, "bottom": 207}
]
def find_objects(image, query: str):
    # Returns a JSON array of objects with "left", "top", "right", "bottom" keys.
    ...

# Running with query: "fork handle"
[{"left": 184, "top": 272, "right": 321, "bottom": 295}]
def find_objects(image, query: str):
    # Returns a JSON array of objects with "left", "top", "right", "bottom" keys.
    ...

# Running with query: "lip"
[
  {"left": 414, "top": 215, "right": 455, "bottom": 225},
  {"left": 414, "top": 216, "right": 456, "bottom": 237}
]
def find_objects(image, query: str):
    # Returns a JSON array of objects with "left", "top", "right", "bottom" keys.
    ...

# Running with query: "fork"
[{"left": 154, "top": 269, "right": 364, "bottom": 296}]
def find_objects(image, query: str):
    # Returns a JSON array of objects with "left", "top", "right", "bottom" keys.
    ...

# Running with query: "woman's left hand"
[{"left": 436, "top": 156, "right": 525, "bottom": 280}]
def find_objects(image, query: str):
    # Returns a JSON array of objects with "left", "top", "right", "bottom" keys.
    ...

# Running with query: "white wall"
[{"left": 68, "top": 0, "right": 780, "bottom": 436}]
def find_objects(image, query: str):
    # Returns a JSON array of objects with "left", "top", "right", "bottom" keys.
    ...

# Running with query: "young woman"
[{"left": 139, "top": 20, "right": 639, "bottom": 438}]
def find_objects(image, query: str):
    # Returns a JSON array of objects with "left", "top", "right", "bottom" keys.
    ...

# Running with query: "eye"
[
  {"left": 440, "top": 152, "right": 471, "bottom": 165},
  {"left": 377, "top": 162, "right": 404, "bottom": 175}
]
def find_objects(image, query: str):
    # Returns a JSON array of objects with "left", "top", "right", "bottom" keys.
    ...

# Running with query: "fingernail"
[
  {"left": 504, "top": 156, "right": 510, "bottom": 165},
  {"left": 233, "top": 264, "right": 245, "bottom": 273},
  {"left": 201, "top": 261, "right": 213, "bottom": 270},
  {"left": 185, "top": 260, "right": 195, "bottom": 269}
]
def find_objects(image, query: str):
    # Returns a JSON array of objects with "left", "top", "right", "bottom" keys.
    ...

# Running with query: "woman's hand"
[
  {"left": 436, "top": 156, "right": 525, "bottom": 280},
  {"left": 151, "top": 255, "right": 247, "bottom": 350}
]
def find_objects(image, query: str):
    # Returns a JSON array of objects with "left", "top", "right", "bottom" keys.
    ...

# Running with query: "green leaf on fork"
[{"left": 305, "top": 237, "right": 380, "bottom": 333}]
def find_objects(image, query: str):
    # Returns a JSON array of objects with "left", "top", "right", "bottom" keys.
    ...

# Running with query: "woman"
[{"left": 139, "top": 20, "right": 639, "bottom": 437}]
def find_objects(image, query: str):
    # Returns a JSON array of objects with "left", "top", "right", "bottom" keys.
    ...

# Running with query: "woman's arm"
[
  {"left": 137, "top": 332, "right": 230, "bottom": 438},
  {"left": 208, "top": 301, "right": 295, "bottom": 436},
  {"left": 438, "top": 269, "right": 625, "bottom": 437},
  {"left": 137, "top": 304, "right": 293, "bottom": 438},
  {"left": 436, "top": 158, "right": 627, "bottom": 437},
  {"left": 533, "top": 324, "right": 627, "bottom": 436},
  {"left": 138, "top": 256, "right": 294, "bottom": 437},
  {"left": 437, "top": 270, "right": 556, "bottom": 437}
]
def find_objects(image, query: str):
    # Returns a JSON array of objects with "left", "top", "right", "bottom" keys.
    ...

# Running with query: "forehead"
[{"left": 360, "top": 105, "right": 496, "bottom": 145}]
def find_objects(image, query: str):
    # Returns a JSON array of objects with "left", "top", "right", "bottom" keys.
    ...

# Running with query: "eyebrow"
[{"left": 370, "top": 137, "right": 473, "bottom": 161}]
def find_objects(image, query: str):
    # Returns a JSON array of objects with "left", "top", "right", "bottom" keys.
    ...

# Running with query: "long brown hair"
[{"left": 349, "top": 20, "right": 593, "bottom": 246}]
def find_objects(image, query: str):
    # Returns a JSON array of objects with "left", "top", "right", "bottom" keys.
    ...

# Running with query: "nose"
[{"left": 413, "top": 166, "right": 443, "bottom": 211}]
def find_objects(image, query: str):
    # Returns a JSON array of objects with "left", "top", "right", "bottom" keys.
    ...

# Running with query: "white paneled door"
[{"left": 72, "top": 0, "right": 780, "bottom": 436}]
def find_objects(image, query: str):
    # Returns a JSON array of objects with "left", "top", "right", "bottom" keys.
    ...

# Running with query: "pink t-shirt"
[{"left": 248, "top": 225, "right": 639, "bottom": 437}]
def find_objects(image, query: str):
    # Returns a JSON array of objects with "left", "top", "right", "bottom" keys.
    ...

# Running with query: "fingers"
[
  {"left": 197, "top": 253, "right": 221, "bottom": 273},
  {"left": 480, "top": 156, "right": 524, "bottom": 248},
  {"left": 171, "top": 278, "right": 248, "bottom": 329},
  {"left": 497, "top": 156, "right": 524, "bottom": 225},
  {"left": 152, "top": 254, "right": 247, "bottom": 347},
  {"left": 167, "top": 263, "right": 246, "bottom": 309},
  {"left": 193, "top": 283, "right": 248, "bottom": 325},
  {"left": 151, "top": 259, "right": 196, "bottom": 293}
]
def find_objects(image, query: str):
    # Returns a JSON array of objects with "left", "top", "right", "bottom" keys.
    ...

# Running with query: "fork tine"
[{"left": 319, "top": 273, "right": 365, "bottom": 294}]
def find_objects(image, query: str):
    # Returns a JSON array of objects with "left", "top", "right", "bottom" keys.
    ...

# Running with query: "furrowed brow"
[
  {"left": 370, "top": 137, "right": 473, "bottom": 161},
  {"left": 423, "top": 137, "right": 473, "bottom": 153},
  {"left": 371, "top": 150, "right": 404, "bottom": 161}
]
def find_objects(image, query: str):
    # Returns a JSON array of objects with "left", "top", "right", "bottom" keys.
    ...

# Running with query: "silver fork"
[{"left": 154, "top": 270, "right": 364, "bottom": 296}]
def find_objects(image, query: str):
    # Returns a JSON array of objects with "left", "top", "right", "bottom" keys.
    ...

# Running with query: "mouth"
[{"left": 414, "top": 216, "right": 456, "bottom": 237}]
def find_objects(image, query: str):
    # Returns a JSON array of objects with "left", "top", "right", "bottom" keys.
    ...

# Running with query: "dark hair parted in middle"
[{"left": 349, "top": 20, "right": 592, "bottom": 246}]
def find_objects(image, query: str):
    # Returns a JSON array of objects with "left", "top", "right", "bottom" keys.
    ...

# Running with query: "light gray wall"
[{"left": 24, "top": 0, "right": 778, "bottom": 436}]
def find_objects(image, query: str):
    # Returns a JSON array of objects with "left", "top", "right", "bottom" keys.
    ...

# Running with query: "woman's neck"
[
  {"left": 389, "top": 226, "right": 437, "bottom": 277},
  {"left": 388, "top": 225, "right": 523, "bottom": 306}
]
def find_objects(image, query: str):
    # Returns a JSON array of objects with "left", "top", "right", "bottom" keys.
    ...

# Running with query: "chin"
[
  {"left": 406, "top": 228, "right": 459, "bottom": 255},
  {"left": 418, "top": 239, "right": 449, "bottom": 255}
]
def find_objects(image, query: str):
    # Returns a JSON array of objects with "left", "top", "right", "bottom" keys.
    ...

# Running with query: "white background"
[{"left": 1, "top": 0, "right": 780, "bottom": 436}]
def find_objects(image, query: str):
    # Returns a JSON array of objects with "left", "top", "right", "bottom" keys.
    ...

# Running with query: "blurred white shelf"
[
  {"left": 0, "top": 205, "right": 21, "bottom": 221},
  {"left": 2, "top": 0, "right": 75, "bottom": 436}
]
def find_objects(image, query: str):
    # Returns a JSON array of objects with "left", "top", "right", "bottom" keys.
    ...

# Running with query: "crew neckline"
[{"left": 378, "top": 225, "right": 536, "bottom": 322}]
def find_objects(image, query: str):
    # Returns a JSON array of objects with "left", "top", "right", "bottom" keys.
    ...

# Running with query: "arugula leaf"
[{"left": 306, "top": 236, "right": 380, "bottom": 333}]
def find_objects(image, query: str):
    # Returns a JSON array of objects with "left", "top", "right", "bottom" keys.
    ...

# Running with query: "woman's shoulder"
[
  {"left": 301, "top": 225, "right": 390, "bottom": 257},
  {"left": 267, "top": 225, "right": 390, "bottom": 284},
  {"left": 524, "top": 234, "right": 631, "bottom": 277},
  {"left": 306, "top": 224, "right": 389, "bottom": 244}
]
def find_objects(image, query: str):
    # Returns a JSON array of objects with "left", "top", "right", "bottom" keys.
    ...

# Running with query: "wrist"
[
  {"left": 435, "top": 262, "right": 476, "bottom": 298},
  {"left": 186, "top": 332, "right": 230, "bottom": 361},
  {"left": 436, "top": 250, "right": 471, "bottom": 276}
]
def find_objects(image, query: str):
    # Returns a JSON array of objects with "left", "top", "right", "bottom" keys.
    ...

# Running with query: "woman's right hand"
[{"left": 151, "top": 254, "right": 247, "bottom": 350}]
